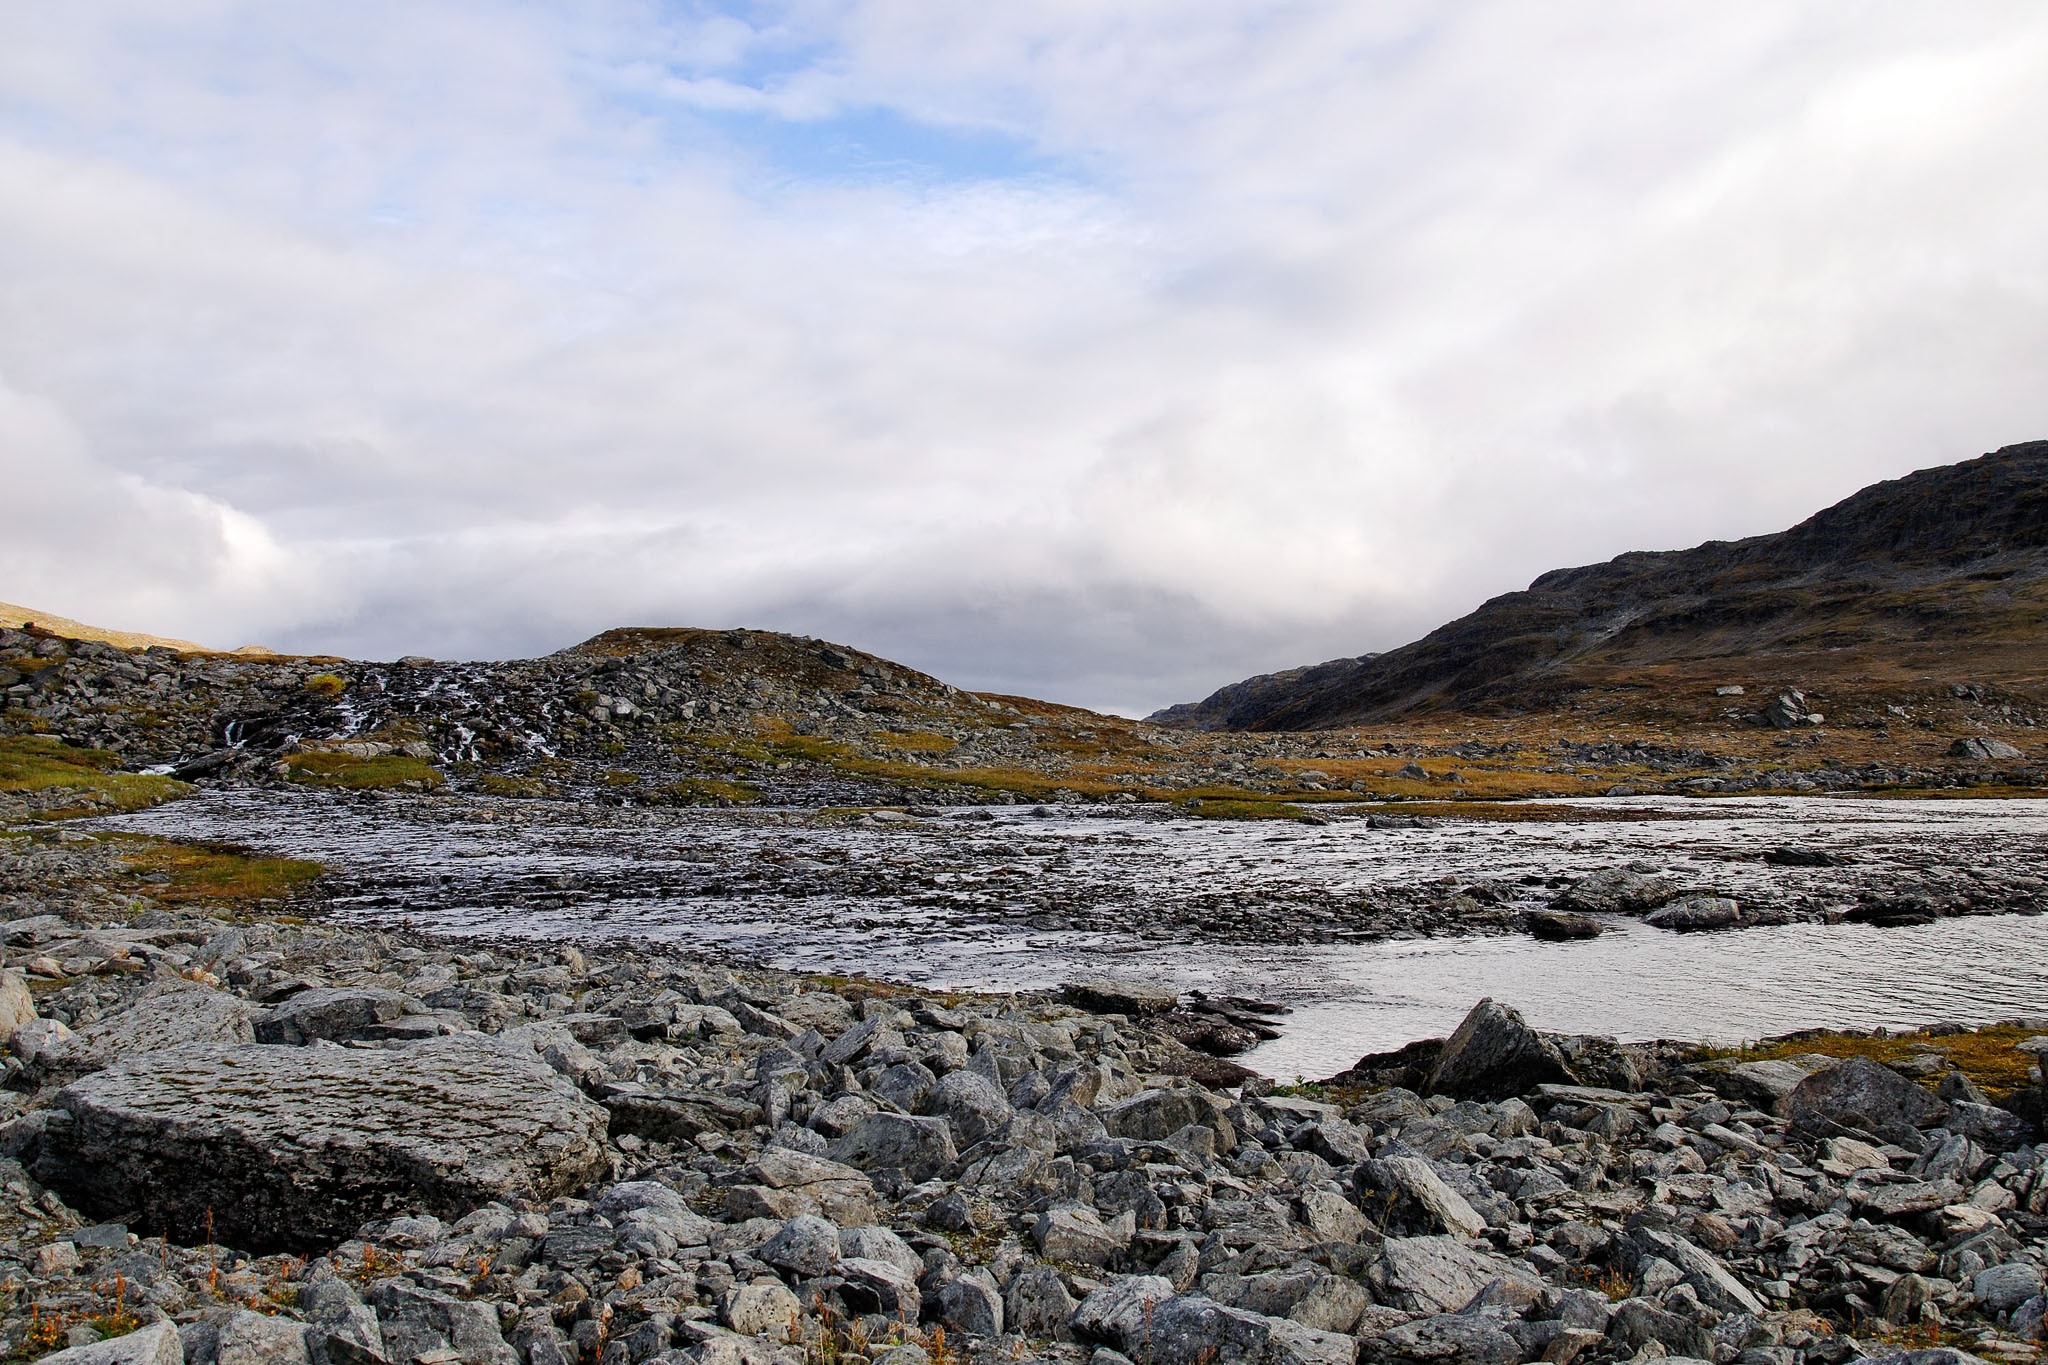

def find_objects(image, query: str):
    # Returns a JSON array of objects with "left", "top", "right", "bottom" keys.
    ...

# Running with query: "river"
[{"left": 96, "top": 790, "right": 2048, "bottom": 1078}]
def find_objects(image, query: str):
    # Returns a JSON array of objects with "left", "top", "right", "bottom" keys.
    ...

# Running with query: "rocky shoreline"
[{"left": 0, "top": 827, "right": 2044, "bottom": 1365}]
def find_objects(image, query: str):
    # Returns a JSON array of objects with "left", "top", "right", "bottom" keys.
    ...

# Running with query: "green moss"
[
  {"left": 283, "top": 752, "right": 444, "bottom": 791},
  {"left": 0, "top": 735, "right": 190, "bottom": 818}
]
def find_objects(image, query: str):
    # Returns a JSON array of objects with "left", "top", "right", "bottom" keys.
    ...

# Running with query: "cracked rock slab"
[{"left": 32, "top": 1035, "right": 609, "bottom": 1252}]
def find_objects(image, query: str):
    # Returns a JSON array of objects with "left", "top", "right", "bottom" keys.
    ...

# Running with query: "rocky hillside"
[{"left": 1154, "top": 442, "right": 2048, "bottom": 731}]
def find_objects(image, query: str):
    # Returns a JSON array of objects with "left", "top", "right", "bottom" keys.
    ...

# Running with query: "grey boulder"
[
  {"left": 1785, "top": 1056, "right": 1948, "bottom": 1140},
  {"left": 1355, "top": 1157, "right": 1485, "bottom": 1238},
  {"left": 1423, "top": 999, "right": 1573, "bottom": 1101},
  {"left": 1063, "top": 979, "right": 1180, "bottom": 1016},
  {"left": 829, "top": 1112, "right": 957, "bottom": 1180},
  {"left": 1373, "top": 1236, "right": 1541, "bottom": 1315},
  {"left": 254, "top": 988, "right": 408, "bottom": 1045},
  {"left": 925, "top": 1070, "right": 1011, "bottom": 1146}
]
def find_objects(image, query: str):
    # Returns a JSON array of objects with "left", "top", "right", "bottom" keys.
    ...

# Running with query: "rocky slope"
[
  {"left": 0, "top": 825, "right": 2045, "bottom": 1365},
  {"left": 1153, "top": 442, "right": 2048, "bottom": 731}
]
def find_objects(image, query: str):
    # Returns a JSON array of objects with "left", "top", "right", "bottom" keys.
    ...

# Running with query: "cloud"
[{"left": 2, "top": 3, "right": 2047, "bottom": 712}]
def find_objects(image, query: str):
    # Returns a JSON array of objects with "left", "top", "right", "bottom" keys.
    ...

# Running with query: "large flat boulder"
[
  {"left": 1063, "top": 978, "right": 1181, "bottom": 1016},
  {"left": 31, "top": 1035, "right": 609, "bottom": 1251}
]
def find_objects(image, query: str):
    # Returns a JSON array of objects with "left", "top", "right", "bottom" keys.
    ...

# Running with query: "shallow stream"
[{"left": 97, "top": 791, "right": 2048, "bottom": 1078}]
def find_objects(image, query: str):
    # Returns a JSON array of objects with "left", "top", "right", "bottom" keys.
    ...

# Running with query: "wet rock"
[
  {"left": 1526, "top": 912, "right": 1603, "bottom": 941},
  {"left": 33, "top": 1035, "right": 609, "bottom": 1251},
  {"left": 1643, "top": 896, "right": 1743, "bottom": 932},
  {"left": 1553, "top": 870, "right": 1678, "bottom": 915},
  {"left": 1422, "top": 999, "right": 1573, "bottom": 1101}
]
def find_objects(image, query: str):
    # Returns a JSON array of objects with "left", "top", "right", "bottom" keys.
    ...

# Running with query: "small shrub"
[{"left": 303, "top": 674, "right": 347, "bottom": 698}]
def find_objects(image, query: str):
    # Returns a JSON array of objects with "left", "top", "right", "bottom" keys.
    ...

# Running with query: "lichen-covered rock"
[
  {"left": 1373, "top": 1236, "right": 1540, "bottom": 1315},
  {"left": 31, "top": 1035, "right": 608, "bottom": 1251},
  {"left": 1354, "top": 1157, "right": 1485, "bottom": 1238}
]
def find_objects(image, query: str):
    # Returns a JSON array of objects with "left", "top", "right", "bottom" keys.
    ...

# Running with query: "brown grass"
[
  {"left": 282, "top": 752, "right": 443, "bottom": 791},
  {"left": 1722, "top": 1024, "right": 2040, "bottom": 1099},
  {"left": 103, "top": 834, "right": 323, "bottom": 908}
]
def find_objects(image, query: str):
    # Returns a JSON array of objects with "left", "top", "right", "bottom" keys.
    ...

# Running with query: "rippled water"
[{"left": 97, "top": 790, "right": 2048, "bottom": 1078}]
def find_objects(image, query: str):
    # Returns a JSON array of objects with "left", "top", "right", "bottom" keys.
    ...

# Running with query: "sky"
[{"left": 3, "top": 4, "right": 2047, "bottom": 716}]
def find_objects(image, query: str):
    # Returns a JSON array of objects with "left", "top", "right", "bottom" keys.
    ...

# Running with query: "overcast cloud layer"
[{"left": 4, "top": 4, "right": 2047, "bottom": 714}]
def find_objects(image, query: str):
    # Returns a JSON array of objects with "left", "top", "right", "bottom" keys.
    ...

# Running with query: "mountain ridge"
[{"left": 1151, "top": 441, "right": 2048, "bottom": 730}]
